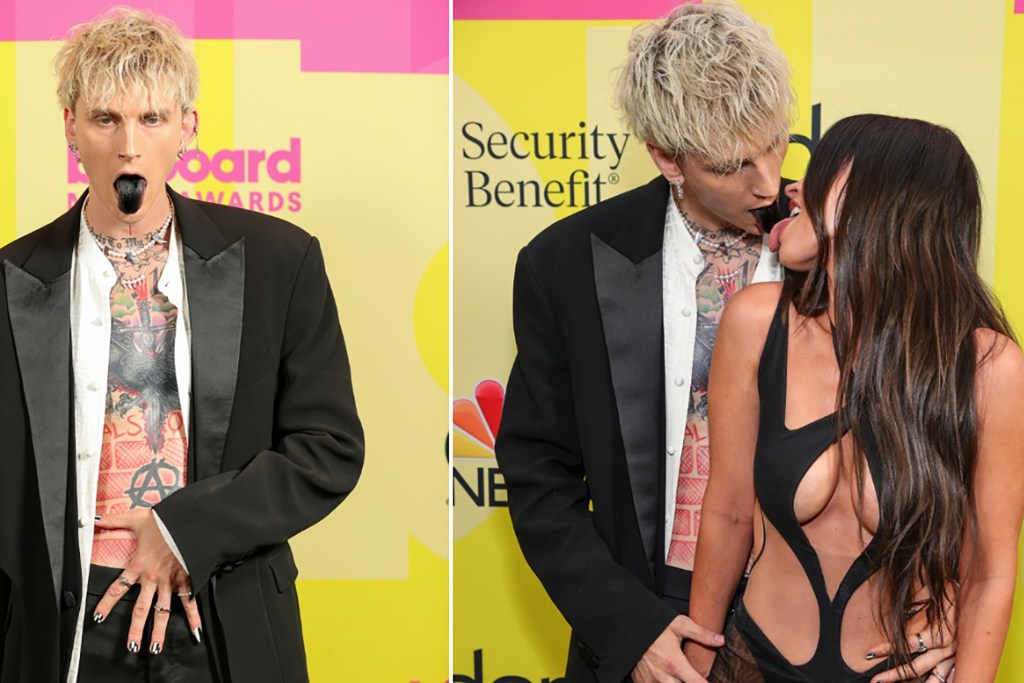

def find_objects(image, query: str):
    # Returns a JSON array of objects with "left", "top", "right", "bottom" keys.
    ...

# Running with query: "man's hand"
[
  {"left": 93, "top": 509, "right": 202, "bottom": 654},
  {"left": 631, "top": 615, "right": 724, "bottom": 683}
]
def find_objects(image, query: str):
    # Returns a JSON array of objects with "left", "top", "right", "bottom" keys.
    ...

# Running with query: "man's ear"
[
  {"left": 182, "top": 109, "right": 198, "bottom": 148},
  {"left": 64, "top": 107, "right": 77, "bottom": 146},
  {"left": 646, "top": 142, "right": 684, "bottom": 185}
]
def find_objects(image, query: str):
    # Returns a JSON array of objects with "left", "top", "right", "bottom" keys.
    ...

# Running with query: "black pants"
[{"left": 78, "top": 564, "right": 222, "bottom": 683}]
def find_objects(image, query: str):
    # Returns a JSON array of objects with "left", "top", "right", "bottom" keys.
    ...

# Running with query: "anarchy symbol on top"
[{"left": 125, "top": 457, "right": 182, "bottom": 508}]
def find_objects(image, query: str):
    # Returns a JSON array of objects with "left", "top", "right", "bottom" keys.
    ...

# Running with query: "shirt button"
[
  {"left": 77, "top": 451, "right": 91, "bottom": 461},
  {"left": 87, "top": 382, "right": 99, "bottom": 392},
  {"left": 667, "top": 446, "right": 676, "bottom": 456},
  {"left": 692, "top": 255, "right": 703, "bottom": 265},
  {"left": 674, "top": 377, "right": 686, "bottom": 387},
  {"left": 102, "top": 271, "right": 113, "bottom": 279},
  {"left": 77, "top": 518, "right": 86, "bottom": 528},
  {"left": 92, "top": 318, "right": 104, "bottom": 327},
  {"left": 681, "top": 308, "right": 692, "bottom": 317}
]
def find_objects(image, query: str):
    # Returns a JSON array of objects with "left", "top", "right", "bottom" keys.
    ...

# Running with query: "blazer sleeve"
[
  {"left": 154, "top": 236, "right": 364, "bottom": 593},
  {"left": 495, "top": 249, "right": 676, "bottom": 683}
]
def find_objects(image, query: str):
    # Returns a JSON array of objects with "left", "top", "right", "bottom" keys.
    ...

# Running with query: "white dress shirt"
[
  {"left": 66, "top": 213, "right": 192, "bottom": 682},
  {"left": 661, "top": 194, "right": 783, "bottom": 557}
]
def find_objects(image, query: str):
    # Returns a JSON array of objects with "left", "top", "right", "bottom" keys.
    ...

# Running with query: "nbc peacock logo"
[{"left": 452, "top": 379, "right": 507, "bottom": 513}]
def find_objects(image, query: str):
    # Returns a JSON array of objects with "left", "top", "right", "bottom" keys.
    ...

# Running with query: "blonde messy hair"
[
  {"left": 616, "top": 1, "right": 793, "bottom": 168},
  {"left": 54, "top": 7, "right": 198, "bottom": 114}
]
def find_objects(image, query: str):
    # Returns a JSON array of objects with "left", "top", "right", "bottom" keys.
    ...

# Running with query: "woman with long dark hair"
[{"left": 683, "top": 114, "right": 1024, "bottom": 683}]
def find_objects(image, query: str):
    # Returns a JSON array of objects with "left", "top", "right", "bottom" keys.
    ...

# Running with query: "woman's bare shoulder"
[
  {"left": 975, "top": 328, "right": 1024, "bottom": 423},
  {"left": 717, "top": 282, "right": 784, "bottom": 364},
  {"left": 975, "top": 329, "right": 1023, "bottom": 374},
  {"left": 721, "top": 282, "right": 783, "bottom": 333}
]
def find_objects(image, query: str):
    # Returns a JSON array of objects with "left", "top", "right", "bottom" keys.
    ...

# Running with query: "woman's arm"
[
  {"left": 953, "top": 329, "right": 1024, "bottom": 682},
  {"left": 683, "top": 283, "right": 779, "bottom": 675}
]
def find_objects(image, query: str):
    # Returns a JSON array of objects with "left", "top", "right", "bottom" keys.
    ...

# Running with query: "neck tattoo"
[
  {"left": 679, "top": 210, "right": 752, "bottom": 257},
  {"left": 679, "top": 210, "right": 758, "bottom": 283},
  {"left": 84, "top": 195, "right": 172, "bottom": 267}
]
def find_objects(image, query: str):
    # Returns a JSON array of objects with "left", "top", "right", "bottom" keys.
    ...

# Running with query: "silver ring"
[
  {"left": 176, "top": 591, "right": 193, "bottom": 599},
  {"left": 915, "top": 632, "right": 928, "bottom": 654},
  {"left": 931, "top": 671, "right": 947, "bottom": 683},
  {"left": 116, "top": 576, "right": 132, "bottom": 588},
  {"left": 153, "top": 604, "right": 171, "bottom": 614}
]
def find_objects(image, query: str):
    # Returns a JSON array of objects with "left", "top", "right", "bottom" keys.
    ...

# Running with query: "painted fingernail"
[
  {"left": 150, "top": 642, "right": 162, "bottom": 655},
  {"left": 127, "top": 641, "right": 140, "bottom": 653},
  {"left": 92, "top": 612, "right": 104, "bottom": 623},
  {"left": 193, "top": 626, "right": 202, "bottom": 644}
]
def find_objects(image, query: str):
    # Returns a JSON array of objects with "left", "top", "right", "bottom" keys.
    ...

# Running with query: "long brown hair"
[{"left": 787, "top": 114, "right": 1013, "bottom": 665}]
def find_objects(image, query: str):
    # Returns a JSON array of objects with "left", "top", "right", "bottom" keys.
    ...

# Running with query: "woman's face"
[{"left": 771, "top": 166, "right": 849, "bottom": 272}]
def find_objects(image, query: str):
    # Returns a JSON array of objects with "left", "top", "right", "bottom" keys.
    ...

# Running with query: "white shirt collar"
[{"left": 76, "top": 201, "right": 185, "bottom": 307}]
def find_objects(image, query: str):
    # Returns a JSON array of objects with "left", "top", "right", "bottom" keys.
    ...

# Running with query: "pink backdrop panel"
[
  {"left": 2, "top": 0, "right": 447, "bottom": 74},
  {"left": 454, "top": 0, "right": 696, "bottom": 21}
]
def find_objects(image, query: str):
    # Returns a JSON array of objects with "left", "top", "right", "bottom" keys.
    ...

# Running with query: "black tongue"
[
  {"left": 114, "top": 175, "right": 147, "bottom": 215},
  {"left": 750, "top": 199, "right": 784, "bottom": 234}
]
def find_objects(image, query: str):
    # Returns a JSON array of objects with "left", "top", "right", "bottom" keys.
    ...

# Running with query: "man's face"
[
  {"left": 65, "top": 88, "right": 195, "bottom": 225},
  {"left": 678, "top": 136, "right": 788, "bottom": 234}
]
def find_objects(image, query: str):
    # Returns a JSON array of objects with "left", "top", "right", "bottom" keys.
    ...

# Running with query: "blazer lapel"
[
  {"left": 3, "top": 208, "right": 78, "bottom": 608},
  {"left": 591, "top": 176, "right": 669, "bottom": 572},
  {"left": 171, "top": 188, "right": 245, "bottom": 480}
]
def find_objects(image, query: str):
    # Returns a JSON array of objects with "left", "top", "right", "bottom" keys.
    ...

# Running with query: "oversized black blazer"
[
  {"left": 496, "top": 176, "right": 678, "bottom": 683},
  {"left": 0, "top": 188, "right": 364, "bottom": 681}
]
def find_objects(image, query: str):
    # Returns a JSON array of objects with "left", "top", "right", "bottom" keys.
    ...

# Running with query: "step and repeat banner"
[
  {"left": 453, "top": 0, "right": 1024, "bottom": 681},
  {"left": 0, "top": 1, "right": 447, "bottom": 681}
]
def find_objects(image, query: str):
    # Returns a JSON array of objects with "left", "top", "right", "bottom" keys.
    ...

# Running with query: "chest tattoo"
[
  {"left": 92, "top": 241, "right": 188, "bottom": 566},
  {"left": 666, "top": 225, "right": 762, "bottom": 571}
]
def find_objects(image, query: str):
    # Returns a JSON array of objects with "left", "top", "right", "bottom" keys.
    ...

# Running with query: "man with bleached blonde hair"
[
  {"left": 496, "top": 3, "right": 791, "bottom": 682},
  {"left": 0, "top": 8, "right": 363, "bottom": 682}
]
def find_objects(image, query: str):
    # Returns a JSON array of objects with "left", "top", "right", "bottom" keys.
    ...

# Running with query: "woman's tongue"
[{"left": 768, "top": 216, "right": 792, "bottom": 253}]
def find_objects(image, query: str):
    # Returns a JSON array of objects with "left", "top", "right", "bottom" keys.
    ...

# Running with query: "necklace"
[
  {"left": 84, "top": 196, "right": 172, "bottom": 289},
  {"left": 119, "top": 273, "right": 149, "bottom": 289},
  {"left": 678, "top": 211, "right": 746, "bottom": 254},
  {"left": 679, "top": 211, "right": 754, "bottom": 283},
  {"left": 84, "top": 196, "right": 172, "bottom": 266}
]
